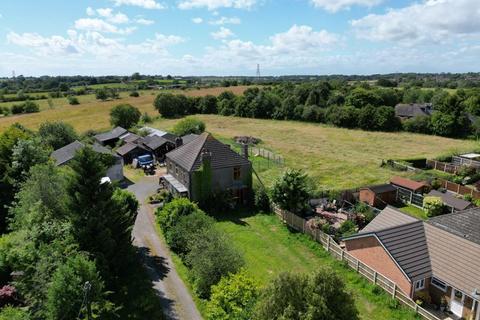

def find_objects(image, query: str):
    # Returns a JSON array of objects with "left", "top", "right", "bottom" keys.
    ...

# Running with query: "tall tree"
[
  {"left": 38, "top": 121, "right": 78, "bottom": 150},
  {"left": 110, "top": 104, "right": 141, "bottom": 129}
]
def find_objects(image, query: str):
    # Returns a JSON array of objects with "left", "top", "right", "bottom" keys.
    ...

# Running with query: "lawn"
[
  {"left": 169, "top": 211, "right": 420, "bottom": 319},
  {"left": 150, "top": 115, "right": 477, "bottom": 189},
  {"left": 397, "top": 204, "right": 428, "bottom": 220}
]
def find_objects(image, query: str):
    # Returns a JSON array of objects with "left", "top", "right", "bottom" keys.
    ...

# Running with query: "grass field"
[
  {"left": 150, "top": 115, "right": 477, "bottom": 189},
  {"left": 398, "top": 204, "right": 428, "bottom": 220},
  {"left": 168, "top": 212, "right": 419, "bottom": 319},
  {"left": 0, "top": 86, "right": 251, "bottom": 132}
]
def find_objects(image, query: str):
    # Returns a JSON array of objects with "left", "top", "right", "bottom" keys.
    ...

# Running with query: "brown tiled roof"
[
  {"left": 390, "top": 176, "right": 428, "bottom": 192},
  {"left": 166, "top": 132, "right": 250, "bottom": 172}
]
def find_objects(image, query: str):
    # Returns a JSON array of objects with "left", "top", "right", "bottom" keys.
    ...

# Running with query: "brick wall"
[{"left": 345, "top": 236, "right": 412, "bottom": 296}]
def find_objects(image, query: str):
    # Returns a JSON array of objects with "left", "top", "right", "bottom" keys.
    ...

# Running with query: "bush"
[
  {"left": 67, "top": 96, "right": 80, "bottom": 105},
  {"left": 186, "top": 226, "right": 244, "bottom": 298},
  {"left": 0, "top": 306, "right": 30, "bottom": 320},
  {"left": 338, "top": 220, "right": 357, "bottom": 238},
  {"left": 110, "top": 104, "right": 141, "bottom": 129},
  {"left": 156, "top": 198, "right": 201, "bottom": 244},
  {"left": 254, "top": 187, "right": 270, "bottom": 212},
  {"left": 254, "top": 269, "right": 358, "bottom": 320},
  {"left": 140, "top": 112, "right": 153, "bottom": 124},
  {"left": 173, "top": 116, "right": 206, "bottom": 136},
  {"left": 271, "top": 169, "right": 311, "bottom": 215},
  {"left": 154, "top": 93, "right": 188, "bottom": 118},
  {"left": 129, "top": 91, "right": 140, "bottom": 97},
  {"left": 23, "top": 101, "right": 40, "bottom": 113},
  {"left": 423, "top": 196, "right": 445, "bottom": 217},
  {"left": 206, "top": 270, "right": 258, "bottom": 320},
  {"left": 169, "top": 211, "right": 214, "bottom": 256},
  {"left": 39, "top": 121, "right": 78, "bottom": 150}
]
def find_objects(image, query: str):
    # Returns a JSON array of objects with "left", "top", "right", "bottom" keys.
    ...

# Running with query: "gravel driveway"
[{"left": 128, "top": 175, "right": 202, "bottom": 320}]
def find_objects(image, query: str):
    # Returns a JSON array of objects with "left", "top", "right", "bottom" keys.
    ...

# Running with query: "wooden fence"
[
  {"left": 436, "top": 178, "right": 480, "bottom": 200},
  {"left": 426, "top": 159, "right": 459, "bottom": 174},
  {"left": 274, "top": 206, "right": 441, "bottom": 320}
]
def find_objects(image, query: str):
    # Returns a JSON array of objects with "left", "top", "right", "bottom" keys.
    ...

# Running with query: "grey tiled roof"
[
  {"left": 181, "top": 133, "right": 199, "bottom": 145},
  {"left": 428, "top": 208, "right": 480, "bottom": 245},
  {"left": 162, "top": 133, "right": 178, "bottom": 144},
  {"left": 94, "top": 127, "right": 127, "bottom": 142},
  {"left": 166, "top": 132, "right": 251, "bottom": 172},
  {"left": 116, "top": 142, "right": 148, "bottom": 156}
]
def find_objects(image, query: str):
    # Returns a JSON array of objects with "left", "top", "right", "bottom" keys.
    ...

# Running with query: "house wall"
[
  {"left": 210, "top": 164, "right": 252, "bottom": 192},
  {"left": 345, "top": 236, "right": 412, "bottom": 295},
  {"left": 166, "top": 159, "right": 191, "bottom": 194}
]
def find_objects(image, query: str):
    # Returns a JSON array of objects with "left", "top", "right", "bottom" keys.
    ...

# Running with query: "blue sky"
[{"left": 0, "top": 0, "right": 479, "bottom": 76}]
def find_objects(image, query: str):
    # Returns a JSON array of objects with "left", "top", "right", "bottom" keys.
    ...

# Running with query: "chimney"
[
  {"left": 175, "top": 137, "right": 183, "bottom": 148},
  {"left": 201, "top": 148, "right": 212, "bottom": 168},
  {"left": 241, "top": 143, "right": 249, "bottom": 159}
]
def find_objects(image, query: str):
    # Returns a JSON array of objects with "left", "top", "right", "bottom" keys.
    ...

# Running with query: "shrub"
[
  {"left": 23, "top": 101, "right": 40, "bottom": 113},
  {"left": 10, "top": 104, "right": 24, "bottom": 114},
  {"left": 140, "top": 112, "right": 153, "bottom": 124},
  {"left": 39, "top": 121, "right": 78, "bottom": 150},
  {"left": 110, "top": 104, "right": 141, "bottom": 129},
  {"left": 423, "top": 196, "right": 445, "bottom": 217},
  {"left": 254, "top": 269, "right": 358, "bottom": 320},
  {"left": 154, "top": 93, "right": 187, "bottom": 118},
  {"left": 173, "top": 116, "right": 206, "bottom": 136},
  {"left": 206, "top": 270, "right": 258, "bottom": 320},
  {"left": 271, "top": 169, "right": 310, "bottom": 215},
  {"left": 156, "top": 198, "right": 201, "bottom": 244},
  {"left": 67, "top": 96, "right": 80, "bottom": 105},
  {"left": 169, "top": 211, "right": 214, "bottom": 256},
  {"left": 186, "top": 227, "right": 244, "bottom": 298},
  {"left": 129, "top": 91, "right": 140, "bottom": 97},
  {"left": 254, "top": 187, "right": 270, "bottom": 212},
  {"left": 338, "top": 220, "right": 357, "bottom": 238},
  {"left": 0, "top": 306, "right": 30, "bottom": 320}
]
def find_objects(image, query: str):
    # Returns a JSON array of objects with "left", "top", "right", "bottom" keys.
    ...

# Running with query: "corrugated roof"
[
  {"left": 166, "top": 132, "right": 251, "bottom": 172},
  {"left": 51, "top": 140, "right": 85, "bottom": 165},
  {"left": 51, "top": 140, "right": 119, "bottom": 166},
  {"left": 116, "top": 142, "right": 148, "bottom": 156},
  {"left": 94, "top": 127, "right": 127, "bottom": 142},
  {"left": 391, "top": 176, "right": 428, "bottom": 192},
  {"left": 360, "top": 206, "right": 418, "bottom": 234},
  {"left": 427, "top": 190, "right": 472, "bottom": 211}
]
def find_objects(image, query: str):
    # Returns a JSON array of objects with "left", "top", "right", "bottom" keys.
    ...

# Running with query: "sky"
[{"left": 0, "top": 0, "right": 479, "bottom": 76}]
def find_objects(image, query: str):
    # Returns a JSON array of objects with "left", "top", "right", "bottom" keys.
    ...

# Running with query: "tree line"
[
  {"left": 154, "top": 82, "right": 480, "bottom": 138},
  {"left": 0, "top": 122, "right": 162, "bottom": 319}
]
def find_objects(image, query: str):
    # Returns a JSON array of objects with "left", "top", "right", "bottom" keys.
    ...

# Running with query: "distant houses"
[
  {"left": 395, "top": 103, "right": 433, "bottom": 120},
  {"left": 162, "top": 132, "right": 252, "bottom": 204},
  {"left": 51, "top": 140, "right": 124, "bottom": 181}
]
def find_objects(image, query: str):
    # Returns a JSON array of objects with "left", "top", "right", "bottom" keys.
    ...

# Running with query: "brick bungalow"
[{"left": 343, "top": 207, "right": 480, "bottom": 320}]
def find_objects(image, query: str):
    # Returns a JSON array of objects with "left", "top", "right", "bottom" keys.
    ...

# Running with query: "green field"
[
  {"left": 151, "top": 115, "right": 477, "bottom": 189},
  {"left": 169, "top": 212, "right": 419, "bottom": 319},
  {"left": 398, "top": 204, "right": 428, "bottom": 220}
]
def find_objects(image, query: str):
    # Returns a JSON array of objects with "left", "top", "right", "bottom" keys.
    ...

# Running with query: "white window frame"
[
  {"left": 414, "top": 279, "right": 425, "bottom": 291},
  {"left": 431, "top": 277, "right": 448, "bottom": 292}
]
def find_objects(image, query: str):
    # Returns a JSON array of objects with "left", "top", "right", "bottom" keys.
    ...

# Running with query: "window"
[
  {"left": 414, "top": 279, "right": 425, "bottom": 291},
  {"left": 233, "top": 167, "right": 241, "bottom": 180},
  {"left": 431, "top": 277, "right": 447, "bottom": 292}
]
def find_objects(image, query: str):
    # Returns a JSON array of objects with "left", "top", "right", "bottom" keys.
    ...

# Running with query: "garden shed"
[{"left": 359, "top": 184, "right": 397, "bottom": 209}]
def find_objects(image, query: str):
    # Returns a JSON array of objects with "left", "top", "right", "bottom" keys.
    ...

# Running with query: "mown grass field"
[
  {"left": 0, "top": 86, "right": 251, "bottom": 132},
  {"left": 168, "top": 212, "right": 420, "bottom": 319},
  {"left": 151, "top": 115, "right": 477, "bottom": 189}
]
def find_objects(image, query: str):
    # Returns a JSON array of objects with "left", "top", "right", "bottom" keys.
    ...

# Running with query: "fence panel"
[{"left": 273, "top": 206, "right": 440, "bottom": 320}]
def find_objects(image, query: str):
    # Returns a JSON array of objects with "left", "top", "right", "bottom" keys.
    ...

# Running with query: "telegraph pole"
[{"left": 84, "top": 281, "right": 92, "bottom": 320}]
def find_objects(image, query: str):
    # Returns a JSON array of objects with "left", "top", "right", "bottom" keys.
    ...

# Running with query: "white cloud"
[
  {"left": 86, "top": 7, "right": 95, "bottom": 16},
  {"left": 351, "top": 0, "right": 480, "bottom": 44},
  {"left": 74, "top": 18, "right": 136, "bottom": 34},
  {"left": 270, "top": 24, "right": 338, "bottom": 51},
  {"left": 7, "top": 32, "right": 79, "bottom": 55},
  {"left": 112, "top": 0, "right": 165, "bottom": 9},
  {"left": 136, "top": 18, "right": 155, "bottom": 25},
  {"left": 94, "top": 8, "right": 130, "bottom": 24},
  {"left": 192, "top": 17, "right": 203, "bottom": 24},
  {"left": 178, "top": 0, "right": 256, "bottom": 10},
  {"left": 211, "top": 27, "right": 234, "bottom": 39},
  {"left": 310, "top": 0, "right": 382, "bottom": 12},
  {"left": 209, "top": 16, "right": 241, "bottom": 25}
]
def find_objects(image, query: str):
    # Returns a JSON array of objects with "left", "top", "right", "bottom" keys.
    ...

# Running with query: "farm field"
[
  {"left": 0, "top": 86, "right": 251, "bottom": 132},
  {"left": 170, "top": 212, "right": 419, "bottom": 320},
  {"left": 151, "top": 115, "right": 477, "bottom": 189}
]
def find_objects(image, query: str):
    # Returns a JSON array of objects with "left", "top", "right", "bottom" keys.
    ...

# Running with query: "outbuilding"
[
  {"left": 390, "top": 176, "right": 429, "bottom": 194},
  {"left": 359, "top": 184, "right": 397, "bottom": 209}
]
